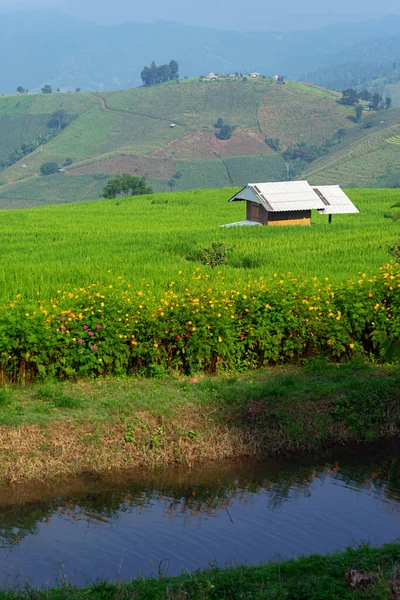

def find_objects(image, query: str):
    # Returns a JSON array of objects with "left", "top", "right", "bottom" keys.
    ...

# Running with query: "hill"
[
  {"left": 303, "top": 108, "right": 400, "bottom": 187},
  {"left": 1, "top": 11, "right": 400, "bottom": 94},
  {"left": 0, "top": 79, "right": 357, "bottom": 208}
]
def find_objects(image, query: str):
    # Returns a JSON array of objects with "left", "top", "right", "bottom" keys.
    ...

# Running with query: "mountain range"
[{"left": 1, "top": 11, "right": 400, "bottom": 93}]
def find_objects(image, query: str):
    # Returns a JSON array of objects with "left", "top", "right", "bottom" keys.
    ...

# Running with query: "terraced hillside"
[
  {"left": 304, "top": 108, "right": 400, "bottom": 187},
  {"left": 0, "top": 79, "right": 355, "bottom": 208}
]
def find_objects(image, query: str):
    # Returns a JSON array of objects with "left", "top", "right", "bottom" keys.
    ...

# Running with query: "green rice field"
[{"left": 0, "top": 187, "right": 398, "bottom": 304}]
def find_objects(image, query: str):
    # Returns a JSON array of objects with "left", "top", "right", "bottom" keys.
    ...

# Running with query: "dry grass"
[{"left": 1, "top": 363, "right": 399, "bottom": 484}]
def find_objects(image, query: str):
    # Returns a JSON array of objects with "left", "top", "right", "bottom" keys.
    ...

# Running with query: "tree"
[
  {"left": 141, "top": 60, "right": 180, "bottom": 86},
  {"left": 372, "top": 93, "right": 382, "bottom": 110},
  {"left": 215, "top": 124, "right": 233, "bottom": 140},
  {"left": 214, "top": 117, "right": 224, "bottom": 129},
  {"left": 40, "top": 162, "right": 59, "bottom": 176},
  {"left": 265, "top": 137, "right": 280, "bottom": 151},
  {"left": 41, "top": 85, "right": 52, "bottom": 94},
  {"left": 16, "top": 86, "right": 26, "bottom": 94},
  {"left": 340, "top": 88, "right": 359, "bottom": 105},
  {"left": 385, "top": 96, "right": 392, "bottom": 109},
  {"left": 76, "top": 88, "right": 81, "bottom": 92},
  {"left": 102, "top": 174, "right": 153, "bottom": 198},
  {"left": 48, "top": 110, "right": 68, "bottom": 130},
  {"left": 359, "top": 89, "right": 372, "bottom": 101},
  {"left": 355, "top": 105, "right": 363, "bottom": 122},
  {"left": 169, "top": 60, "right": 179, "bottom": 80}
]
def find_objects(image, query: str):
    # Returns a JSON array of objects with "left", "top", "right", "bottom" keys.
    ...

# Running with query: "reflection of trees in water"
[{"left": 1, "top": 453, "right": 400, "bottom": 549}]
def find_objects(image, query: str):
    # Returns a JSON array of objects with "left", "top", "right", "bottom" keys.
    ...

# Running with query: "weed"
[{"left": 0, "top": 388, "right": 11, "bottom": 407}]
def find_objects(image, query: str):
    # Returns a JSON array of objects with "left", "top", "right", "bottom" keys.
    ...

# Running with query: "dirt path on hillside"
[{"left": 92, "top": 94, "right": 186, "bottom": 126}]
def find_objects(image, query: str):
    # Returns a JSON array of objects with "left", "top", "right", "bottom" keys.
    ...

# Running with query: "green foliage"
[
  {"left": 40, "top": 161, "right": 59, "bottom": 176},
  {"left": 333, "top": 379, "right": 396, "bottom": 438},
  {"left": 355, "top": 104, "right": 363, "bottom": 122},
  {"left": 141, "top": 60, "right": 179, "bottom": 86},
  {"left": 265, "top": 137, "right": 280, "bottom": 150},
  {"left": 102, "top": 174, "right": 153, "bottom": 198},
  {"left": 0, "top": 259, "right": 398, "bottom": 382},
  {"left": 195, "top": 241, "right": 235, "bottom": 268},
  {"left": 0, "top": 388, "right": 11, "bottom": 407},
  {"left": 215, "top": 124, "right": 233, "bottom": 140},
  {"left": 340, "top": 88, "right": 359, "bottom": 105},
  {"left": 41, "top": 85, "right": 52, "bottom": 94}
]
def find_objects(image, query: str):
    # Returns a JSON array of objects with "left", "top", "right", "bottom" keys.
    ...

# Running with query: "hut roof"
[
  {"left": 229, "top": 180, "right": 326, "bottom": 212},
  {"left": 313, "top": 185, "right": 359, "bottom": 214}
]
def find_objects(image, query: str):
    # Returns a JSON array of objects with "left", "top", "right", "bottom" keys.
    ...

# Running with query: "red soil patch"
[
  {"left": 70, "top": 155, "right": 176, "bottom": 179},
  {"left": 151, "top": 128, "right": 272, "bottom": 160}
]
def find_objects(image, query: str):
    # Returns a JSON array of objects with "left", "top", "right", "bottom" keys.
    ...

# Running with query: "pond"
[{"left": 1, "top": 442, "right": 400, "bottom": 588}]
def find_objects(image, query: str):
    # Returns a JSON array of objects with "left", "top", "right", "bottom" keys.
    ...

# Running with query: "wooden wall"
[
  {"left": 246, "top": 203, "right": 311, "bottom": 226},
  {"left": 246, "top": 201, "right": 268, "bottom": 224}
]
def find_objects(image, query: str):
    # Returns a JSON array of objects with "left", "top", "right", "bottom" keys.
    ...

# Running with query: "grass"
[
  {"left": 0, "top": 187, "right": 397, "bottom": 303},
  {"left": 223, "top": 154, "right": 287, "bottom": 186},
  {"left": 0, "top": 543, "right": 400, "bottom": 598},
  {"left": 0, "top": 362, "right": 399, "bottom": 482},
  {"left": 0, "top": 114, "right": 52, "bottom": 162},
  {"left": 0, "top": 174, "right": 109, "bottom": 208}
]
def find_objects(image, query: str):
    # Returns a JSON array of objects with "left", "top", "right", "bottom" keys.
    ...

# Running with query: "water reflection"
[{"left": 1, "top": 443, "right": 400, "bottom": 585}]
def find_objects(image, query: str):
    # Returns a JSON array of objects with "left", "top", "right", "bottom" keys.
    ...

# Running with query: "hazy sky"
[{"left": 1, "top": 0, "right": 400, "bottom": 30}]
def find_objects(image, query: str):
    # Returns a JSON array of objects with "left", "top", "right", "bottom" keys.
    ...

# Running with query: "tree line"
[
  {"left": 140, "top": 60, "right": 179, "bottom": 87},
  {"left": 340, "top": 88, "right": 392, "bottom": 110}
]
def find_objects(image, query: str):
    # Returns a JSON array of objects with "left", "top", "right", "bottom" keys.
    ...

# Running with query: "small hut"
[{"left": 226, "top": 181, "right": 358, "bottom": 227}]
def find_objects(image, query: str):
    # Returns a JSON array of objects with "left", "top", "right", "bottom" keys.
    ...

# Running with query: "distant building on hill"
[
  {"left": 224, "top": 181, "right": 359, "bottom": 227},
  {"left": 203, "top": 73, "right": 218, "bottom": 81}
]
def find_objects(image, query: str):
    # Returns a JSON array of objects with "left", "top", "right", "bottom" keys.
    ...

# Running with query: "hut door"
[{"left": 250, "top": 202, "right": 260, "bottom": 221}]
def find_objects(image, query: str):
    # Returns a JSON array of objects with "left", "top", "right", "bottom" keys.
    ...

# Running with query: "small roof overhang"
[{"left": 314, "top": 185, "right": 359, "bottom": 214}]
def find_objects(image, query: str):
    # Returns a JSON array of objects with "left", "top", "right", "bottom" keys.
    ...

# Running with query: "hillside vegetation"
[
  {"left": 0, "top": 79, "right": 357, "bottom": 207},
  {"left": 1, "top": 80, "right": 399, "bottom": 206},
  {"left": 305, "top": 108, "right": 400, "bottom": 187}
]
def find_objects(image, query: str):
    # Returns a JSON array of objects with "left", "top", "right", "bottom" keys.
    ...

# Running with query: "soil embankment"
[{"left": 1, "top": 362, "right": 399, "bottom": 484}]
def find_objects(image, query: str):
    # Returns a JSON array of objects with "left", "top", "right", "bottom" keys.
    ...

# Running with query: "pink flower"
[
  {"left": 60, "top": 327, "right": 66, "bottom": 331},
  {"left": 83, "top": 325, "right": 89, "bottom": 330},
  {"left": 96, "top": 324, "right": 102, "bottom": 329},
  {"left": 93, "top": 345, "right": 98, "bottom": 350},
  {"left": 78, "top": 339, "right": 83, "bottom": 344},
  {"left": 88, "top": 331, "right": 94, "bottom": 336},
  {"left": 240, "top": 334, "right": 245, "bottom": 339}
]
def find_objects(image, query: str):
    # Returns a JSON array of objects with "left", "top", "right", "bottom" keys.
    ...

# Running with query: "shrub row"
[{"left": 0, "top": 263, "right": 399, "bottom": 382}]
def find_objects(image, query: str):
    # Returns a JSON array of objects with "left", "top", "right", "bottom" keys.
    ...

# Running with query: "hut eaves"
[{"left": 313, "top": 185, "right": 359, "bottom": 214}]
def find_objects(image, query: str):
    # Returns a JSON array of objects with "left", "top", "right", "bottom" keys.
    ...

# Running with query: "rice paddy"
[{"left": 0, "top": 187, "right": 398, "bottom": 304}]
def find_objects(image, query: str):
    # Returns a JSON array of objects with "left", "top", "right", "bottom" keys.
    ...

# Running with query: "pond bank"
[
  {"left": 1, "top": 361, "right": 400, "bottom": 484},
  {"left": 1, "top": 543, "right": 400, "bottom": 599}
]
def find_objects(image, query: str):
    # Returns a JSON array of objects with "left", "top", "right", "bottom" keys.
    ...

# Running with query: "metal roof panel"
[{"left": 313, "top": 186, "right": 359, "bottom": 214}]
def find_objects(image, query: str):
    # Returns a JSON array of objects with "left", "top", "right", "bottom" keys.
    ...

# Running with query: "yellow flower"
[
  {"left": 218, "top": 336, "right": 223, "bottom": 343},
  {"left": 349, "top": 343, "right": 355, "bottom": 349},
  {"left": 154, "top": 343, "right": 159, "bottom": 348}
]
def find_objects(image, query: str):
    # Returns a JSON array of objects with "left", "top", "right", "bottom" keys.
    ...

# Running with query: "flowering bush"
[{"left": 0, "top": 263, "right": 398, "bottom": 382}]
